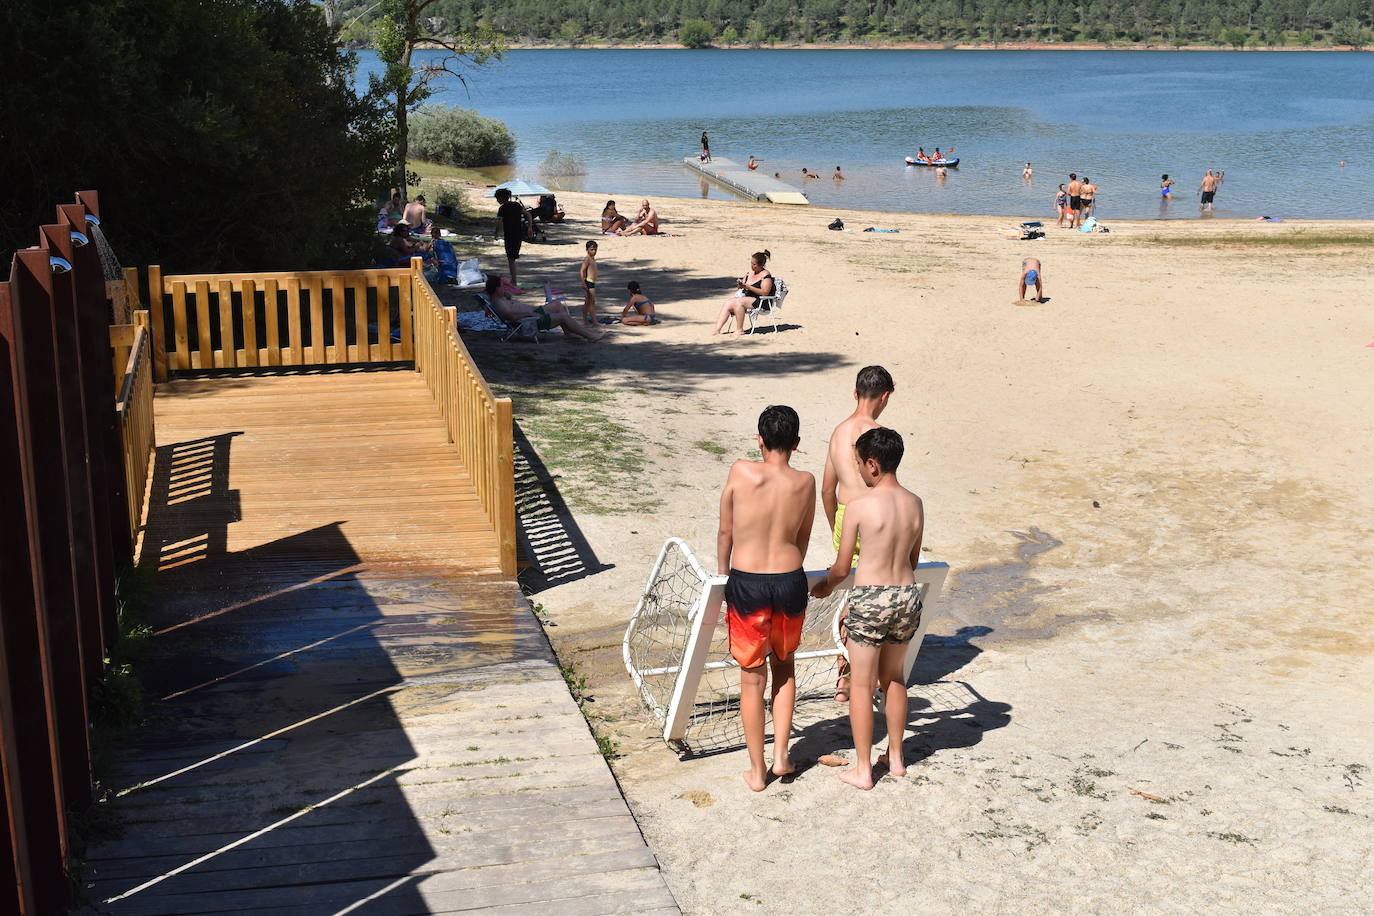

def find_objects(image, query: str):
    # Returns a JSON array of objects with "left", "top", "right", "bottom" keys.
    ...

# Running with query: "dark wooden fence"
[{"left": 1, "top": 191, "right": 147, "bottom": 915}]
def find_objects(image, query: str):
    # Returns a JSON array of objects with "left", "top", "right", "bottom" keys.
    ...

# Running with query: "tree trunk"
[{"left": 394, "top": 36, "right": 416, "bottom": 198}]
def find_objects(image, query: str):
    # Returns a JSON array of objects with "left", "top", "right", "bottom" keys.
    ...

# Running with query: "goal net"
[{"left": 623, "top": 538, "right": 949, "bottom": 756}]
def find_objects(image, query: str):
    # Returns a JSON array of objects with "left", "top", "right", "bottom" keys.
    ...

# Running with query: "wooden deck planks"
[{"left": 79, "top": 371, "right": 676, "bottom": 915}]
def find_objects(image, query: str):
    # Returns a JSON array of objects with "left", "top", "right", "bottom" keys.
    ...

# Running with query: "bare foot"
[
  {"left": 837, "top": 767, "right": 874, "bottom": 790},
  {"left": 771, "top": 758, "right": 795, "bottom": 778},
  {"left": 877, "top": 753, "right": 906, "bottom": 777},
  {"left": 741, "top": 769, "right": 767, "bottom": 792}
]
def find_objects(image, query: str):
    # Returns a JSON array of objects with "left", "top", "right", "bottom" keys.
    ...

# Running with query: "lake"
[{"left": 356, "top": 49, "right": 1374, "bottom": 219}]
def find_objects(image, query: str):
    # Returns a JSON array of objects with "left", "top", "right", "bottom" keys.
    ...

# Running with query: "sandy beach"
[{"left": 453, "top": 186, "right": 1374, "bottom": 914}]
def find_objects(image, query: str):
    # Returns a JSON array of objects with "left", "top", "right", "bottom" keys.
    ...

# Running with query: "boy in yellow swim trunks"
[
  {"left": 812, "top": 427, "right": 925, "bottom": 790},
  {"left": 821, "top": 365, "right": 895, "bottom": 700}
]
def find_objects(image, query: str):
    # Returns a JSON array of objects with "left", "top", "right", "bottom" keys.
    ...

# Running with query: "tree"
[
  {"left": 370, "top": 0, "right": 506, "bottom": 198},
  {"left": 720, "top": 24, "right": 740, "bottom": 45},
  {"left": 0, "top": 0, "right": 392, "bottom": 271},
  {"left": 679, "top": 18, "right": 716, "bottom": 46},
  {"left": 1219, "top": 25, "right": 1248, "bottom": 47},
  {"left": 744, "top": 18, "right": 768, "bottom": 45}
]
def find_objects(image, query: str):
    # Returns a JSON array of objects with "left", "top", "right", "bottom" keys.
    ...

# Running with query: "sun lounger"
[
  {"left": 476, "top": 292, "right": 544, "bottom": 343},
  {"left": 741, "top": 277, "right": 788, "bottom": 334}
]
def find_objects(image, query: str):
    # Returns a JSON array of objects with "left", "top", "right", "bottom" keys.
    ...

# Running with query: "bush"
[
  {"left": 680, "top": 19, "right": 715, "bottom": 48},
  {"left": 408, "top": 105, "right": 515, "bottom": 168},
  {"left": 539, "top": 149, "right": 587, "bottom": 177}
]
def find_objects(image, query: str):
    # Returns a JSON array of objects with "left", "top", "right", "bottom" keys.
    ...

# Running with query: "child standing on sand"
[
  {"left": 579, "top": 241, "right": 598, "bottom": 322},
  {"left": 718, "top": 406, "right": 816, "bottom": 792},
  {"left": 812, "top": 427, "right": 925, "bottom": 790}
]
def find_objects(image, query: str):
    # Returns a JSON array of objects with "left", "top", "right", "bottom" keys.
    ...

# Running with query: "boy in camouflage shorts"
[{"left": 811, "top": 427, "right": 925, "bottom": 790}]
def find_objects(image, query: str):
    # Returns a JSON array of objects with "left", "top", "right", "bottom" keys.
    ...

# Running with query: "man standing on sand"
[
  {"left": 812, "top": 427, "right": 925, "bottom": 791},
  {"left": 718, "top": 406, "right": 816, "bottom": 792},
  {"left": 494, "top": 188, "right": 527, "bottom": 287},
  {"left": 1066, "top": 173, "right": 1083, "bottom": 228},
  {"left": 1198, "top": 169, "right": 1220, "bottom": 212},
  {"left": 822, "top": 365, "right": 895, "bottom": 702},
  {"left": 1020, "top": 257, "right": 1044, "bottom": 302}
]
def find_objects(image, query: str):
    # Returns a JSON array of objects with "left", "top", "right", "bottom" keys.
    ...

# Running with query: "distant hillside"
[{"left": 336, "top": 0, "right": 1371, "bottom": 49}]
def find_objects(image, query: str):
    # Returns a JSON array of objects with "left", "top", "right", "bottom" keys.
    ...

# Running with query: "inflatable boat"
[{"left": 905, "top": 157, "right": 959, "bottom": 167}]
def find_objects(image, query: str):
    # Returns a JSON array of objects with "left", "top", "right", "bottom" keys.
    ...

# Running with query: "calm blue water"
[{"left": 357, "top": 50, "right": 1374, "bottom": 219}]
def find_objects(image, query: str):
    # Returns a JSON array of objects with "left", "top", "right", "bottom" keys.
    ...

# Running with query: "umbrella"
[{"left": 485, "top": 180, "right": 552, "bottom": 198}]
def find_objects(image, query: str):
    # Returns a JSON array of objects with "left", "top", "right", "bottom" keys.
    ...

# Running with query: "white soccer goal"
[{"left": 622, "top": 538, "right": 949, "bottom": 753}]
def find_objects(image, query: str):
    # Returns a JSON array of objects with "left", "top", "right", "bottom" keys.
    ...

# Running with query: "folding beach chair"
[
  {"left": 476, "top": 292, "right": 543, "bottom": 343},
  {"left": 742, "top": 276, "right": 788, "bottom": 334}
]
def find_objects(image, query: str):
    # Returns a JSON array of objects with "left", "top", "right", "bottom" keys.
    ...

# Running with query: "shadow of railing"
[{"left": 512, "top": 422, "right": 614, "bottom": 595}]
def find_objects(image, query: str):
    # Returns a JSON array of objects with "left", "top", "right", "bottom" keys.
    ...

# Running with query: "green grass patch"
[
  {"left": 694, "top": 439, "right": 728, "bottom": 456},
  {"left": 471, "top": 345, "right": 660, "bottom": 514}
]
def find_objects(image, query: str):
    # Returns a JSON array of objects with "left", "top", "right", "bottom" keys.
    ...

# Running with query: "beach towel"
[
  {"left": 863, "top": 227, "right": 900, "bottom": 233},
  {"left": 455, "top": 310, "right": 508, "bottom": 332}
]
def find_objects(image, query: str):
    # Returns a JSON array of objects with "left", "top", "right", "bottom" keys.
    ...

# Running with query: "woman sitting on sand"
[
  {"left": 484, "top": 276, "right": 605, "bottom": 342},
  {"left": 621, "top": 281, "right": 656, "bottom": 326},
  {"left": 601, "top": 200, "right": 628, "bottom": 234},
  {"left": 712, "top": 250, "right": 774, "bottom": 335}
]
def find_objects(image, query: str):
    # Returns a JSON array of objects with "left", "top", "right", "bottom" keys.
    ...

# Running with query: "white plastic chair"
[{"left": 742, "top": 276, "right": 788, "bottom": 334}]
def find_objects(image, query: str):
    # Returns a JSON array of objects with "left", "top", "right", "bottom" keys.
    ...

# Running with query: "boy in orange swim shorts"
[{"left": 718, "top": 405, "right": 816, "bottom": 791}]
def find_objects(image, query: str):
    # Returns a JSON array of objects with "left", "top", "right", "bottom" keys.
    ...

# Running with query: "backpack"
[{"left": 827, "top": 218, "right": 844, "bottom": 231}]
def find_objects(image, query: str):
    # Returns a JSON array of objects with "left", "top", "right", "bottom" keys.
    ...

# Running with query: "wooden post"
[
  {"left": 9, "top": 247, "right": 94, "bottom": 811},
  {"left": 0, "top": 278, "right": 70, "bottom": 916},
  {"left": 495, "top": 397, "right": 517, "bottom": 576},
  {"left": 146, "top": 265, "right": 167, "bottom": 381}
]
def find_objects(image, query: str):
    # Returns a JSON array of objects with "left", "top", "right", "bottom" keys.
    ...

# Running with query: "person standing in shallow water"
[{"left": 700, "top": 131, "right": 711, "bottom": 162}]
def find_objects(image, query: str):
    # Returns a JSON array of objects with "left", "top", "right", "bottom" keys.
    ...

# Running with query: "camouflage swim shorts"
[{"left": 845, "top": 584, "right": 923, "bottom": 647}]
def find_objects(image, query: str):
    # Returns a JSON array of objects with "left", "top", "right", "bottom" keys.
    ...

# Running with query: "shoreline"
[
  {"left": 400, "top": 40, "right": 1366, "bottom": 53},
  {"left": 433, "top": 172, "right": 1368, "bottom": 223}
]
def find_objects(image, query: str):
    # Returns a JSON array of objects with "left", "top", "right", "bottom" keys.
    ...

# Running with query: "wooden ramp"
[
  {"left": 682, "top": 156, "right": 811, "bottom": 205},
  {"left": 80, "top": 371, "right": 677, "bottom": 915}
]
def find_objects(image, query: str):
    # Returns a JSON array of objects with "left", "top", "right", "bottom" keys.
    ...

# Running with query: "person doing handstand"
[
  {"left": 812, "top": 427, "right": 925, "bottom": 791},
  {"left": 1020, "top": 257, "right": 1044, "bottom": 302},
  {"left": 821, "top": 365, "right": 894, "bottom": 702},
  {"left": 718, "top": 405, "right": 816, "bottom": 792},
  {"left": 483, "top": 276, "right": 605, "bottom": 342}
]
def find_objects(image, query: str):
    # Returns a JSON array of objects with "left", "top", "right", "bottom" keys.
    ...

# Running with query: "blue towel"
[{"left": 433, "top": 239, "right": 458, "bottom": 283}]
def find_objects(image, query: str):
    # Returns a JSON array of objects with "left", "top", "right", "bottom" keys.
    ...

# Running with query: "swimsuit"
[
  {"left": 531, "top": 306, "right": 553, "bottom": 331},
  {"left": 584, "top": 280, "right": 595, "bottom": 290},
  {"left": 845, "top": 584, "right": 923, "bottom": 647},
  {"left": 1161, "top": 186, "right": 1171, "bottom": 197},
  {"left": 724, "top": 569, "right": 809, "bottom": 669},
  {"left": 1069, "top": 196, "right": 1082, "bottom": 210},
  {"left": 831, "top": 503, "right": 861, "bottom": 567},
  {"left": 1201, "top": 190, "right": 1215, "bottom": 204}
]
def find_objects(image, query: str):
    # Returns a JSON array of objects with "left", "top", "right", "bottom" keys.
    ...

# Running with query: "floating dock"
[{"left": 683, "top": 157, "right": 810, "bottom": 205}]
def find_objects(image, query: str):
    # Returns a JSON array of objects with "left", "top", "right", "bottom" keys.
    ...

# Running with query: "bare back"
[
  {"left": 719, "top": 459, "right": 815, "bottom": 574},
  {"left": 845, "top": 482, "right": 924, "bottom": 587},
  {"left": 826, "top": 414, "right": 881, "bottom": 509}
]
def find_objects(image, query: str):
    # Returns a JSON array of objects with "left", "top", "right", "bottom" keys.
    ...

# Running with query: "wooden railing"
[
  {"left": 113, "top": 311, "right": 155, "bottom": 547},
  {"left": 145, "top": 265, "right": 415, "bottom": 378},
  {"left": 410, "top": 259, "right": 517, "bottom": 575}
]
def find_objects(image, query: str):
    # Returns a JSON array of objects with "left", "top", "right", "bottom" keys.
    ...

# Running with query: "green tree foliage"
[
  {"left": 409, "top": 106, "right": 515, "bottom": 166},
  {"left": 680, "top": 19, "right": 717, "bottom": 47},
  {"left": 337, "top": 0, "right": 1372, "bottom": 47},
  {"left": 0, "top": 0, "right": 391, "bottom": 271},
  {"left": 367, "top": 0, "right": 506, "bottom": 196}
]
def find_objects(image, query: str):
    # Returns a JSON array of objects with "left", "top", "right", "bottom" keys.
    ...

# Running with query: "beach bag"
[
  {"left": 828, "top": 218, "right": 845, "bottom": 231},
  {"left": 456, "top": 257, "right": 484, "bottom": 287}
]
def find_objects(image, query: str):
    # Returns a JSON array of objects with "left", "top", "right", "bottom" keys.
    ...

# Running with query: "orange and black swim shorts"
[{"left": 724, "top": 569, "right": 809, "bottom": 669}]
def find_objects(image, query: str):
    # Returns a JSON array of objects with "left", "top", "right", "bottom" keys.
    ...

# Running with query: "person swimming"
[{"left": 1160, "top": 174, "right": 1175, "bottom": 198}]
